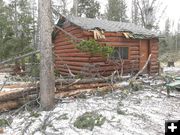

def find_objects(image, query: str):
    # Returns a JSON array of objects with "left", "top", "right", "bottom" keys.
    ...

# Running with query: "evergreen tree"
[
  {"left": 106, "top": 0, "right": 128, "bottom": 22},
  {"left": 0, "top": 0, "right": 15, "bottom": 60},
  {"left": 0, "top": 0, "right": 34, "bottom": 60},
  {"left": 71, "top": 0, "right": 100, "bottom": 18}
]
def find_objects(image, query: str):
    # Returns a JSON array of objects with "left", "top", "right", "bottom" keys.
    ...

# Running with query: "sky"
[
  {"left": 62, "top": 0, "right": 180, "bottom": 32},
  {"left": 5, "top": 0, "right": 180, "bottom": 32},
  {"left": 97, "top": 0, "right": 180, "bottom": 32},
  {"left": 162, "top": 0, "right": 180, "bottom": 32}
]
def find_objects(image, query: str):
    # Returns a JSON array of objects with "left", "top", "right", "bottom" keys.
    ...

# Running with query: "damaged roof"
[{"left": 60, "top": 16, "right": 157, "bottom": 38}]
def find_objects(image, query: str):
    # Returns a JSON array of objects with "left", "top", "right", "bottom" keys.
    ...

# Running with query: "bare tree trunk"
[
  {"left": 73, "top": 0, "right": 78, "bottom": 16},
  {"left": 38, "top": 0, "right": 55, "bottom": 110},
  {"left": 14, "top": 0, "right": 18, "bottom": 38}
]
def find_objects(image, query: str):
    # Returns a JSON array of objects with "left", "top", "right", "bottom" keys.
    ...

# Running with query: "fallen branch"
[
  {"left": 0, "top": 50, "right": 40, "bottom": 66},
  {"left": 55, "top": 25, "right": 83, "bottom": 42},
  {"left": 55, "top": 75, "right": 130, "bottom": 85},
  {"left": 131, "top": 54, "right": 152, "bottom": 81}
]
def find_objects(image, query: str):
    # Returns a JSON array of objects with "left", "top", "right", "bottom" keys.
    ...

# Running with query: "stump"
[{"left": 167, "top": 61, "right": 175, "bottom": 67}]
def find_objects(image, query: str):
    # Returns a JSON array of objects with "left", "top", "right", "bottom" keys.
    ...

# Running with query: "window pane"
[
  {"left": 122, "top": 47, "right": 128, "bottom": 59},
  {"left": 111, "top": 47, "right": 128, "bottom": 59}
]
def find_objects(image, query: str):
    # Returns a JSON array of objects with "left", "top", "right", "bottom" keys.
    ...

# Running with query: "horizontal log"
[
  {"left": 150, "top": 60, "right": 158, "bottom": 64},
  {"left": 57, "top": 57, "right": 90, "bottom": 62},
  {"left": 97, "top": 37, "right": 140, "bottom": 43},
  {"left": 55, "top": 45, "right": 75, "bottom": 50},
  {"left": 54, "top": 49, "right": 80, "bottom": 53},
  {"left": 89, "top": 57, "right": 106, "bottom": 62},
  {"left": 151, "top": 51, "right": 158, "bottom": 54},
  {"left": 130, "top": 51, "right": 139, "bottom": 55},
  {"left": 57, "top": 83, "right": 108, "bottom": 91},
  {"left": 0, "top": 87, "right": 38, "bottom": 102},
  {"left": 56, "top": 65, "right": 85, "bottom": 71},
  {"left": 0, "top": 101, "right": 20, "bottom": 112},
  {"left": 102, "top": 42, "right": 139, "bottom": 47},
  {"left": 56, "top": 77, "right": 114, "bottom": 85},
  {"left": 57, "top": 53, "right": 90, "bottom": 57},
  {"left": 56, "top": 30, "right": 83, "bottom": 40},
  {"left": 58, "top": 68, "right": 81, "bottom": 74},
  {"left": 58, "top": 71, "right": 70, "bottom": 76},
  {"left": 55, "top": 41, "right": 73, "bottom": 47},
  {"left": 0, "top": 76, "right": 132, "bottom": 112},
  {"left": 130, "top": 47, "right": 139, "bottom": 51},
  {"left": 55, "top": 61, "right": 90, "bottom": 67},
  {"left": 54, "top": 37, "right": 69, "bottom": 43},
  {"left": 56, "top": 81, "right": 130, "bottom": 98},
  {"left": 150, "top": 70, "right": 159, "bottom": 74},
  {"left": 150, "top": 66, "right": 159, "bottom": 69},
  {"left": 130, "top": 55, "right": 140, "bottom": 59},
  {"left": 83, "top": 31, "right": 124, "bottom": 37},
  {"left": 58, "top": 32, "right": 84, "bottom": 39},
  {"left": 151, "top": 56, "right": 158, "bottom": 59},
  {"left": 105, "top": 60, "right": 131, "bottom": 64},
  {"left": 55, "top": 26, "right": 82, "bottom": 42},
  {"left": 54, "top": 34, "right": 87, "bottom": 43},
  {"left": 68, "top": 29, "right": 83, "bottom": 35},
  {"left": 63, "top": 25, "right": 82, "bottom": 32}
]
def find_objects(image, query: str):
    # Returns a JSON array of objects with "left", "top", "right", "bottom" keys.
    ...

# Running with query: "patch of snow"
[
  {"left": 1, "top": 87, "right": 180, "bottom": 135},
  {"left": 163, "top": 67, "right": 180, "bottom": 74}
]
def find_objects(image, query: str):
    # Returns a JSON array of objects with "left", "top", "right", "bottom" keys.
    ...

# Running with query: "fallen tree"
[{"left": 0, "top": 76, "right": 130, "bottom": 112}]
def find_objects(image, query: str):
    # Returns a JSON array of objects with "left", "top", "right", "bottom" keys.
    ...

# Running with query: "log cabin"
[{"left": 53, "top": 15, "right": 159, "bottom": 77}]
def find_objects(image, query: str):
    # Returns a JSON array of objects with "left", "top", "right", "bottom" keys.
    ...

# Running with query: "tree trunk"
[{"left": 38, "top": 0, "right": 55, "bottom": 110}]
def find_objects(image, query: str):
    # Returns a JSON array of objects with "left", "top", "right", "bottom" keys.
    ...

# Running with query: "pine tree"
[
  {"left": 71, "top": 0, "right": 100, "bottom": 18},
  {"left": 0, "top": 0, "right": 34, "bottom": 60},
  {"left": 106, "top": 0, "right": 128, "bottom": 22},
  {"left": 0, "top": 0, "right": 13, "bottom": 60}
]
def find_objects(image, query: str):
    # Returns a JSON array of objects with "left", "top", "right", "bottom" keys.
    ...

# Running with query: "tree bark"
[{"left": 39, "top": 0, "right": 55, "bottom": 110}]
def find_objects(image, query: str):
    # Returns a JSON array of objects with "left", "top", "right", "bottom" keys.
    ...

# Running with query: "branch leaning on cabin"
[
  {"left": 131, "top": 54, "right": 152, "bottom": 81},
  {"left": 55, "top": 25, "right": 84, "bottom": 42}
]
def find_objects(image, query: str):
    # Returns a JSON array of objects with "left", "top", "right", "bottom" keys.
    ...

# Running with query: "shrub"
[
  {"left": 76, "top": 39, "right": 114, "bottom": 57},
  {"left": 74, "top": 112, "right": 106, "bottom": 130}
]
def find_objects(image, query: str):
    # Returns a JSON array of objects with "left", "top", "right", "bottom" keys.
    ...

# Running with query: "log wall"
[
  {"left": 149, "top": 38, "right": 159, "bottom": 74},
  {"left": 54, "top": 23, "right": 91, "bottom": 76},
  {"left": 54, "top": 23, "right": 159, "bottom": 76},
  {"left": 83, "top": 31, "right": 140, "bottom": 76}
]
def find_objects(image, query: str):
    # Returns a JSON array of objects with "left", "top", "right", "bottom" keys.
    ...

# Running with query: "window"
[{"left": 111, "top": 47, "right": 128, "bottom": 59}]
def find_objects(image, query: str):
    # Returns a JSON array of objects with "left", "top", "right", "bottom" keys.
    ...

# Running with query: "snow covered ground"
[
  {"left": 0, "top": 84, "right": 180, "bottom": 135},
  {"left": 163, "top": 67, "right": 180, "bottom": 75},
  {"left": 0, "top": 66, "right": 180, "bottom": 135}
]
